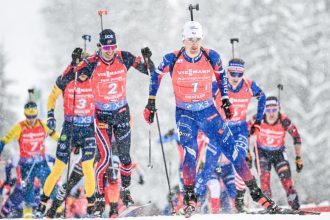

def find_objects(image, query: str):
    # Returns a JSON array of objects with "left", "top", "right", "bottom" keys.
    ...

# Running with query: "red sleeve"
[{"left": 281, "top": 115, "right": 302, "bottom": 145}]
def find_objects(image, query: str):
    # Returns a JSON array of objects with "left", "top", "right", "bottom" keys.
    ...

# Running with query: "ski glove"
[
  {"left": 71, "top": 47, "right": 83, "bottom": 65},
  {"left": 141, "top": 47, "right": 152, "bottom": 59},
  {"left": 221, "top": 98, "right": 234, "bottom": 120},
  {"left": 295, "top": 156, "right": 303, "bottom": 173},
  {"left": 246, "top": 151, "right": 253, "bottom": 169},
  {"left": 143, "top": 99, "right": 156, "bottom": 124},
  {"left": 250, "top": 120, "right": 261, "bottom": 135},
  {"left": 138, "top": 175, "right": 145, "bottom": 185},
  {"left": 47, "top": 109, "right": 56, "bottom": 131}
]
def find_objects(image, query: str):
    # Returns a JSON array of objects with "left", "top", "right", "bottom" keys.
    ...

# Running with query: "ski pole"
[
  {"left": 141, "top": 49, "right": 154, "bottom": 169},
  {"left": 188, "top": 4, "right": 199, "bottom": 21},
  {"left": 82, "top": 34, "right": 91, "bottom": 52},
  {"left": 277, "top": 84, "right": 283, "bottom": 109},
  {"left": 98, "top": 10, "right": 108, "bottom": 31},
  {"left": 230, "top": 38, "right": 239, "bottom": 59},
  {"left": 64, "top": 60, "right": 79, "bottom": 217},
  {"left": 148, "top": 128, "right": 153, "bottom": 169},
  {"left": 253, "top": 139, "right": 261, "bottom": 176},
  {"left": 155, "top": 112, "right": 175, "bottom": 213}
]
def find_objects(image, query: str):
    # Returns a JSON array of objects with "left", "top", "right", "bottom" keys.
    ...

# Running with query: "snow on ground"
[{"left": 51, "top": 213, "right": 330, "bottom": 220}]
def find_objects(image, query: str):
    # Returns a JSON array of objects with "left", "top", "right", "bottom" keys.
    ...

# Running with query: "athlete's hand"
[
  {"left": 47, "top": 109, "right": 56, "bottom": 131},
  {"left": 144, "top": 99, "right": 156, "bottom": 124},
  {"left": 71, "top": 47, "right": 83, "bottom": 65},
  {"left": 246, "top": 151, "right": 253, "bottom": 169},
  {"left": 295, "top": 156, "right": 303, "bottom": 173},
  {"left": 221, "top": 98, "right": 234, "bottom": 120},
  {"left": 141, "top": 47, "right": 152, "bottom": 59},
  {"left": 250, "top": 120, "right": 261, "bottom": 135}
]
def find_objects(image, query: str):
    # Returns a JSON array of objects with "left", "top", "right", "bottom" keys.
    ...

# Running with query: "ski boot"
[
  {"left": 109, "top": 202, "right": 119, "bottom": 218},
  {"left": 235, "top": 189, "right": 248, "bottom": 213},
  {"left": 93, "top": 193, "right": 106, "bottom": 217},
  {"left": 120, "top": 187, "right": 134, "bottom": 207},
  {"left": 246, "top": 178, "right": 280, "bottom": 214},
  {"left": 288, "top": 191, "right": 300, "bottom": 210},
  {"left": 34, "top": 195, "right": 49, "bottom": 218},
  {"left": 182, "top": 185, "right": 197, "bottom": 217},
  {"left": 46, "top": 198, "right": 63, "bottom": 218},
  {"left": 86, "top": 196, "right": 95, "bottom": 217}
]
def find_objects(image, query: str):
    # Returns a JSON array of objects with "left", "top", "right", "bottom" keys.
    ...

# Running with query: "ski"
[
  {"left": 118, "top": 201, "right": 152, "bottom": 217},
  {"left": 247, "top": 208, "right": 320, "bottom": 215}
]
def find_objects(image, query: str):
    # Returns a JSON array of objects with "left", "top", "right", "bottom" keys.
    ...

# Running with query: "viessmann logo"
[{"left": 177, "top": 69, "right": 211, "bottom": 75}]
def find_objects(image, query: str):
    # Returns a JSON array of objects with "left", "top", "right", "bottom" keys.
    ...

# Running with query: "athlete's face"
[
  {"left": 26, "top": 115, "right": 37, "bottom": 127},
  {"left": 101, "top": 44, "right": 117, "bottom": 61},
  {"left": 265, "top": 106, "right": 279, "bottom": 123},
  {"left": 183, "top": 37, "right": 202, "bottom": 57},
  {"left": 228, "top": 71, "right": 244, "bottom": 88}
]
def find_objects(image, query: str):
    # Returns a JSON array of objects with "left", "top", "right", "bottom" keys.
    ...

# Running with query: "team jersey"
[
  {"left": 215, "top": 79, "right": 265, "bottom": 122},
  {"left": 76, "top": 50, "right": 154, "bottom": 111},
  {"left": 48, "top": 64, "right": 95, "bottom": 124},
  {"left": 0, "top": 120, "right": 59, "bottom": 158},
  {"left": 249, "top": 114, "right": 302, "bottom": 151},
  {"left": 149, "top": 48, "right": 229, "bottom": 111}
]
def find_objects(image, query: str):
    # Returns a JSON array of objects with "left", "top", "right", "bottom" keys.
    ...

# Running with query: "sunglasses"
[
  {"left": 26, "top": 115, "right": 37, "bottom": 119},
  {"left": 265, "top": 107, "right": 279, "bottom": 113},
  {"left": 229, "top": 72, "right": 243, "bottom": 78},
  {"left": 187, "top": 37, "right": 201, "bottom": 43},
  {"left": 101, "top": 44, "right": 117, "bottom": 51}
]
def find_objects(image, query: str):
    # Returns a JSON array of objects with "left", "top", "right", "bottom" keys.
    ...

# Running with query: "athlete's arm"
[
  {"left": 251, "top": 81, "right": 266, "bottom": 122},
  {"left": 148, "top": 52, "right": 176, "bottom": 98},
  {"left": 0, "top": 123, "right": 22, "bottom": 144},
  {"left": 282, "top": 116, "right": 302, "bottom": 157},
  {"left": 121, "top": 51, "right": 155, "bottom": 75},
  {"left": 209, "top": 50, "right": 229, "bottom": 100}
]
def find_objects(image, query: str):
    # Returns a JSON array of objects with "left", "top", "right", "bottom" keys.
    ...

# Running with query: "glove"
[
  {"left": 143, "top": 99, "right": 156, "bottom": 124},
  {"left": 71, "top": 47, "right": 83, "bottom": 65},
  {"left": 250, "top": 120, "right": 261, "bottom": 135},
  {"left": 0, "top": 141, "right": 5, "bottom": 154},
  {"left": 221, "top": 98, "right": 234, "bottom": 120},
  {"left": 47, "top": 109, "right": 56, "bottom": 131},
  {"left": 295, "top": 156, "right": 303, "bottom": 173},
  {"left": 138, "top": 175, "right": 145, "bottom": 185},
  {"left": 141, "top": 47, "right": 152, "bottom": 59},
  {"left": 246, "top": 151, "right": 253, "bottom": 169}
]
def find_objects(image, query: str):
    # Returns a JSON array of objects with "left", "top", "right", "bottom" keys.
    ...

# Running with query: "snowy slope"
[{"left": 49, "top": 213, "right": 330, "bottom": 220}]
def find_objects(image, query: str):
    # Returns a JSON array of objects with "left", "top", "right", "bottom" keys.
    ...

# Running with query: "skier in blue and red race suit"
[
  {"left": 143, "top": 21, "right": 278, "bottom": 215},
  {"left": 75, "top": 28, "right": 155, "bottom": 213},
  {"left": 0, "top": 155, "right": 55, "bottom": 218},
  {"left": 248, "top": 96, "right": 302, "bottom": 210},
  {"left": 195, "top": 57, "right": 267, "bottom": 213}
]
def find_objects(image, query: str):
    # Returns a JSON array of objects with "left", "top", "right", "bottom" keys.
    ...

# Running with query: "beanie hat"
[
  {"left": 265, "top": 96, "right": 279, "bottom": 107},
  {"left": 228, "top": 58, "right": 245, "bottom": 73},
  {"left": 182, "top": 21, "right": 203, "bottom": 40},
  {"left": 99, "top": 29, "right": 116, "bottom": 45},
  {"left": 24, "top": 101, "right": 38, "bottom": 116}
]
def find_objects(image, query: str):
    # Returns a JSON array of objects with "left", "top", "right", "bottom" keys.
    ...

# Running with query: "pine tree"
[{"left": 0, "top": 45, "right": 16, "bottom": 136}]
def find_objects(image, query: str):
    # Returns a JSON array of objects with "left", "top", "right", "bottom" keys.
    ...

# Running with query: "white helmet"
[{"left": 182, "top": 21, "right": 204, "bottom": 40}]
